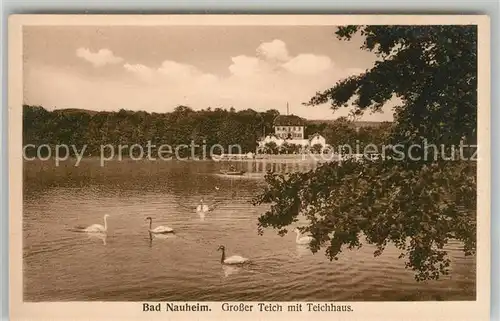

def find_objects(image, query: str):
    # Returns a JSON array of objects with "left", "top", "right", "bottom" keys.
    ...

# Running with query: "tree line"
[{"left": 23, "top": 104, "right": 390, "bottom": 157}]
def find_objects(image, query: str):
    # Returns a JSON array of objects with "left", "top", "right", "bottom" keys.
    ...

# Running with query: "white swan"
[
  {"left": 197, "top": 199, "right": 210, "bottom": 212},
  {"left": 196, "top": 199, "right": 220, "bottom": 213},
  {"left": 294, "top": 228, "right": 313, "bottom": 245},
  {"left": 217, "top": 245, "right": 249, "bottom": 265},
  {"left": 179, "top": 198, "right": 220, "bottom": 214},
  {"left": 146, "top": 217, "right": 174, "bottom": 234},
  {"left": 73, "top": 214, "right": 109, "bottom": 233}
]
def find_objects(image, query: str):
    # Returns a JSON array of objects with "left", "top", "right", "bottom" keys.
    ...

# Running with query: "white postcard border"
[{"left": 8, "top": 14, "right": 491, "bottom": 321}]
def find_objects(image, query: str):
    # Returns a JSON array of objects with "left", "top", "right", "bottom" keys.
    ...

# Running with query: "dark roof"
[{"left": 273, "top": 115, "right": 306, "bottom": 126}]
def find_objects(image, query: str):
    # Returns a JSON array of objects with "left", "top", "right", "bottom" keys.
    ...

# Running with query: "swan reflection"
[
  {"left": 152, "top": 233, "right": 176, "bottom": 240},
  {"left": 87, "top": 232, "right": 107, "bottom": 245},
  {"left": 295, "top": 244, "right": 310, "bottom": 258},
  {"left": 148, "top": 232, "right": 177, "bottom": 247},
  {"left": 222, "top": 265, "right": 241, "bottom": 277}
]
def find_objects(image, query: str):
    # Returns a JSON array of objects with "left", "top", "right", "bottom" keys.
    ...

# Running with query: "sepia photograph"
[{"left": 9, "top": 14, "right": 490, "bottom": 321}]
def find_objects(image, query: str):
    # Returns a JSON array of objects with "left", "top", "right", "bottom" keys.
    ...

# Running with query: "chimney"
[{"left": 286, "top": 102, "right": 289, "bottom": 115}]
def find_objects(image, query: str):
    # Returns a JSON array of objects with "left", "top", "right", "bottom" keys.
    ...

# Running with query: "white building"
[
  {"left": 273, "top": 115, "right": 306, "bottom": 139},
  {"left": 309, "top": 133, "right": 327, "bottom": 147},
  {"left": 283, "top": 139, "right": 309, "bottom": 147},
  {"left": 256, "top": 114, "right": 328, "bottom": 153},
  {"left": 257, "top": 134, "right": 285, "bottom": 147}
]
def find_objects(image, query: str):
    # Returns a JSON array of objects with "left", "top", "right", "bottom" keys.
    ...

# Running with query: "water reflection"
[
  {"left": 23, "top": 159, "right": 476, "bottom": 302},
  {"left": 86, "top": 232, "right": 107, "bottom": 245},
  {"left": 222, "top": 265, "right": 241, "bottom": 278},
  {"left": 151, "top": 233, "right": 177, "bottom": 240},
  {"left": 148, "top": 232, "right": 177, "bottom": 247},
  {"left": 295, "top": 244, "right": 311, "bottom": 258}
]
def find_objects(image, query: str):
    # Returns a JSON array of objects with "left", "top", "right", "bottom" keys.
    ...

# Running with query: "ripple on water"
[{"left": 23, "top": 161, "right": 476, "bottom": 301}]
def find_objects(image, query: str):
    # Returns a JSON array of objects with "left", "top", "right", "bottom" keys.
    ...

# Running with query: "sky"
[{"left": 23, "top": 26, "right": 395, "bottom": 121}]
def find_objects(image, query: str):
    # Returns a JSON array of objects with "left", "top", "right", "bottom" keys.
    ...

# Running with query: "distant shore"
[
  {"left": 215, "top": 153, "right": 340, "bottom": 163},
  {"left": 22, "top": 153, "right": 341, "bottom": 164}
]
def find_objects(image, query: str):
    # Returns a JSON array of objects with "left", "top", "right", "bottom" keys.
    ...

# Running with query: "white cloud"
[
  {"left": 76, "top": 48, "right": 123, "bottom": 67},
  {"left": 124, "top": 60, "right": 219, "bottom": 86},
  {"left": 230, "top": 40, "right": 335, "bottom": 77},
  {"left": 26, "top": 40, "right": 394, "bottom": 121},
  {"left": 124, "top": 63, "right": 154, "bottom": 80},
  {"left": 229, "top": 55, "right": 261, "bottom": 77},
  {"left": 195, "top": 73, "right": 219, "bottom": 86},
  {"left": 282, "top": 54, "right": 333, "bottom": 75},
  {"left": 158, "top": 60, "right": 199, "bottom": 79},
  {"left": 256, "top": 39, "right": 290, "bottom": 62}
]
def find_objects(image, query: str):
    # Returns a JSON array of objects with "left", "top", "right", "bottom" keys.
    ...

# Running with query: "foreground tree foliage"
[{"left": 254, "top": 26, "right": 478, "bottom": 281}]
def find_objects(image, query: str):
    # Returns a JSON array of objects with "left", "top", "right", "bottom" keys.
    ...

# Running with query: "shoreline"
[{"left": 22, "top": 154, "right": 341, "bottom": 163}]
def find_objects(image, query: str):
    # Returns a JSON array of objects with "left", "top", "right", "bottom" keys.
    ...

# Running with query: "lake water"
[{"left": 23, "top": 159, "right": 476, "bottom": 301}]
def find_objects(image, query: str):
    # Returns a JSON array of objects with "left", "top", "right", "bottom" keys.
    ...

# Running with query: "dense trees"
[
  {"left": 23, "top": 105, "right": 387, "bottom": 158},
  {"left": 253, "top": 26, "right": 478, "bottom": 281},
  {"left": 23, "top": 105, "right": 270, "bottom": 157}
]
